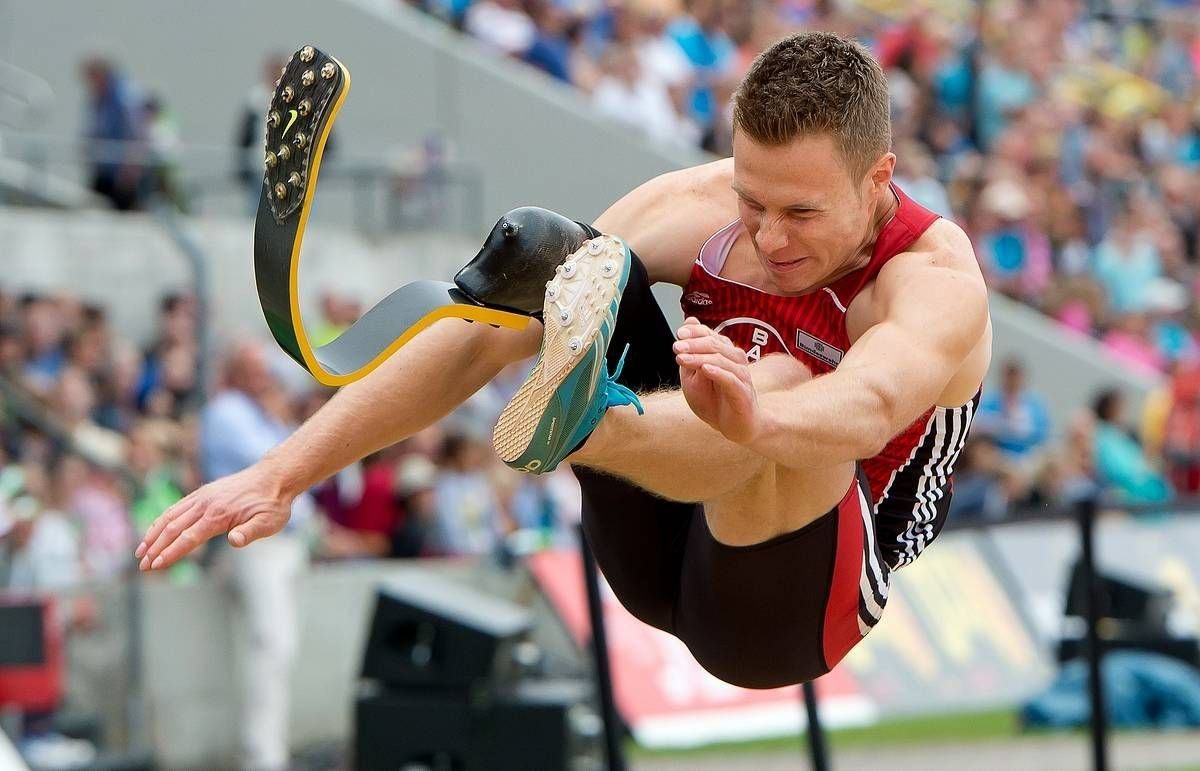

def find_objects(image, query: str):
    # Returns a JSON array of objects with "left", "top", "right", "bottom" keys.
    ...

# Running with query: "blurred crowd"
[
  {"left": 392, "top": 0, "right": 1200, "bottom": 513},
  {"left": 0, "top": 285, "right": 582, "bottom": 598},
  {"left": 404, "top": 0, "right": 1200, "bottom": 376}
]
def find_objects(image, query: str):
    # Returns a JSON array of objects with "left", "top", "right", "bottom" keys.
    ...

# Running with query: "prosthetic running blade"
[{"left": 252, "top": 45, "right": 530, "bottom": 388}]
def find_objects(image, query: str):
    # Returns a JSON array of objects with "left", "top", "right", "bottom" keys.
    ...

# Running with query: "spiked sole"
[{"left": 492, "top": 235, "right": 629, "bottom": 469}]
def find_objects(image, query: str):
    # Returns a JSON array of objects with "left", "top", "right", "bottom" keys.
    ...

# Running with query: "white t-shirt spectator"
[
  {"left": 464, "top": 1, "right": 537, "bottom": 55},
  {"left": 592, "top": 74, "right": 693, "bottom": 147},
  {"left": 7, "top": 507, "right": 83, "bottom": 590},
  {"left": 637, "top": 36, "right": 694, "bottom": 91}
]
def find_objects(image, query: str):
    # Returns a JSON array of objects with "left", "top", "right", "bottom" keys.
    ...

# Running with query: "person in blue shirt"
[
  {"left": 976, "top": 359, "right": 1052, "bottom": 463},
  {"left": 665, "top": 0, "right": 735, "bottom": 130},
  {"left": 80, "top": 57, "right": 146, "bottom": 211}
]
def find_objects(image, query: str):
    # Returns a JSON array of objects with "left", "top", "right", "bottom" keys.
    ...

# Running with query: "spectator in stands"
[
  {"left": 666, "top": 0, "right": 735, "bottom": 130},
  {"left": 53, "top": 366, "right": 127, "bottom": 467},
  {"left": 80, "top": 57, "right": 147, "bottom": 211},
  {"left": 136, "top": 292, "right": 197, "bottom": 416},
  {"left": 141, "top": 94, "right": 186, "bottom": 210},
  {"left": 430, "top": 431, "right": 506, "bottom": 556},
  {"left": 198, "top": 340, "right": 313, "bottom": 771},
  {"left": 464, "top": 0, "right": 537, "bottom": 56},
  {"left": 947, "top": 437, "right": 1011, "bottom": 521},
  {"left": 57, "top": 453, "right": 131, "bottom": 582},
  {"left": 974, "top": 31, "right": 1038, "bottom": 150},
  {"left": 1092, "top": 207, "right": 1165, "bottom": 317},
  {"left": 973, "top": 178, "right": 1052, "bottom": 303},
  {"left": 1091, "top": 388, "right": 1172, "bottom": 505},
  {"left": 524, "top": 0, "right": 576, "bottom": 83},
  {"left": 390, "top": 453, "right": 438, "bottom": 557},
  {"left": 1160, "top": 361, "right": 1200, "bottom": 496},
  {"left": 1, "top": 463, "right": 83, "bottom": 590},
  {"left": 591, "top": 43, "right": 693, "bottom": 146},
  {"left": 316, "top": 444, "right": 407, "bottom": 559},
  {"left": 20, "top": 295, "right": 67, "bottom": 394},
  {"left": 126, "top": 421, "right": 196, "bottom": 581},
  {"left": 976, "top": 358, "right": 1053, "bottom": 468}
]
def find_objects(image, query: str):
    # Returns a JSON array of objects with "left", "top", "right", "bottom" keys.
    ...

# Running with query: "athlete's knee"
[{"left": 453, "top": 206, "right": 592, "bottom": 315}]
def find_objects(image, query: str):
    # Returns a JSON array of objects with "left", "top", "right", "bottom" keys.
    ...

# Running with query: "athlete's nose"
[{"left": 756, "top": 215, "right": 789, "bottom": 256}]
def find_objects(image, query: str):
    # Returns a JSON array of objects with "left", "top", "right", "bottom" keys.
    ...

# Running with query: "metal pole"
[
  {"left": 578, "top": 526, "right": 626, "bottom": 771},
  {"left": 1078, "top": 496, "right": 1108, "bottom": 771},
  {"left": 801, "top": 681, "right": 830, "bottom": 771}
]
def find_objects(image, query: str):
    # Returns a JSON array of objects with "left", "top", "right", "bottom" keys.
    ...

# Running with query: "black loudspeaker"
[
  {"left": 360, "top": 572, "right": 534, "bottom": 690},
  {"left": 1058, "top": 560, "right": 1200, "bottom": 668},
  {"left": 1064, "top": 560, "right": 1172, "bottom": 631},
  {"left": 353, "top": 680, "right": 601, "bottom": 771}
]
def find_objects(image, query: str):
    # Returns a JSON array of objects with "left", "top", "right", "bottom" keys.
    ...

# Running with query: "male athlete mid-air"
[{"left": 136, "top": 32, "right": 991, "bottom": 688}]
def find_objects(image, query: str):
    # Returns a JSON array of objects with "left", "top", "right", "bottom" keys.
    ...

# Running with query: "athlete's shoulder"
[
  {"left": 880, "top": 217, "right": 984, "bottom": 287},
  {"left": 594, "top": 158, "right": 736, "bottom": 286}
]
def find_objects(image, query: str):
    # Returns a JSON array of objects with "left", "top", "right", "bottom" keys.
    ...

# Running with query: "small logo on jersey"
[
  {"left": 684, "top": 291, "right": 713, "bottom": 307},
  {"left": 795, "top": 329, "right": 843, "bottom": 367}
]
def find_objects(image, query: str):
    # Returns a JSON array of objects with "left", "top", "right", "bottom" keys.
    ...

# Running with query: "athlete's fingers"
[
  {"left": 135, "top": 498, "right": 194, "bottom": 560},
  {"left": 677, "top": 320, "right": 716, "bottom": 340},
  {"left": 676, "top": 352, "right": 753, "bottom": 385},
  {"left": 140, "top": 505, "right": 204, "bottom": 571},
  {"left": 674, "top": 334, "right": 748, "bottom": 363},
  {"left": 701, "top": 362, "right": 752, "bottom": 402},
  {"left": 150, "top": 514, "right": 225, "bottom": 571}
]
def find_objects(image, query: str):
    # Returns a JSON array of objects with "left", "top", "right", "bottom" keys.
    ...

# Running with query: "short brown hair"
[{"left": 732, "top": 32, "right": 891, "bottom": 180}]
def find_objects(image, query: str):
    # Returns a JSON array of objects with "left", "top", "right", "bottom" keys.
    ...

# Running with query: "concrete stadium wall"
[
  {"left": 61, "top": 557, "right": 584, "bottom": 769},
  {"left": 0, "top": 208, "right": 480, "bottom": 352}
]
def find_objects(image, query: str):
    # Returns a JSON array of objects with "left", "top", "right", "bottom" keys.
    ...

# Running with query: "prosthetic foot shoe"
[
  {"left": 492, "top": 235, "right": 643, "bottom": 474},
  {"left": 253, "top": 45, "right": 529, "bottom": 387}
]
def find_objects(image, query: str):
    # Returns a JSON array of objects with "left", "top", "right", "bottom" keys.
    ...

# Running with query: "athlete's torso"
[{"left": 681, "top": 183, "right": 979, "bottom": 569}]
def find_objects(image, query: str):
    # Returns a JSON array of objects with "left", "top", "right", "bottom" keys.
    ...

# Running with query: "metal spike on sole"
[{"left": 492, "top": 236, "right": 626, "bottom": 464}]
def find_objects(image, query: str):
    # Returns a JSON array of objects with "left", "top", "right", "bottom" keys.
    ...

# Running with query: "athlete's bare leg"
[{"left": 571, "top": 353, "right": 855, "bottom": 545}]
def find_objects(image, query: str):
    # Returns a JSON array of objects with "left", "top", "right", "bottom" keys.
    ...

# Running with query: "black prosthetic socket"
[{"left": 453, "top": 207, "right": 593, "bottom": 316}]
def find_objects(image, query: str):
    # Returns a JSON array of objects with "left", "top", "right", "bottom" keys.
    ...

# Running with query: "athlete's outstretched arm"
[
  {"left": 678, "top": 243, "right": 990, "bottom": 468},
  {"left": 135, "top": 318, "right": 539, "bottom": 570}
]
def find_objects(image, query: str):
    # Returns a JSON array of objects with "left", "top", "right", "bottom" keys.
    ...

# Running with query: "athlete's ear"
[{"left": 870, "top": 152, "right": 896, "bottom": 193}]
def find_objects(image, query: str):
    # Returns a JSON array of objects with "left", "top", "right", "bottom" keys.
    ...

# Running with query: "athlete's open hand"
[
  {"left": 134, "top": 465, "right": 294, "bottom": 571},
  {"left": 674, "top": 317, "right": 762, "bottom": 444}
]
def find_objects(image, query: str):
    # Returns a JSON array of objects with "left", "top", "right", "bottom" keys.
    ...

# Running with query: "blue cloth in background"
[{"left": 1022, "top": 651, "right": 1200, "bottom": 729}]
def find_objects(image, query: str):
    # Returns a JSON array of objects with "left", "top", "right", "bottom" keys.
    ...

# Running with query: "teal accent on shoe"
[
  {"left": 558, "top": 342, "right": 644, "bottom": 455},
  {"left": 496, "top": 237, "right": 645, "bottom": 475}
]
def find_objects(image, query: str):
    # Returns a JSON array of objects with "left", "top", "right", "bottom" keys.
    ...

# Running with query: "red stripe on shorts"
[{"left": 822, "top": 479, "right": 866, "bottom": 670}]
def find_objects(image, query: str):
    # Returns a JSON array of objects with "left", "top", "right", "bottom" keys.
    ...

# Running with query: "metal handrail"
[{"left": 1, "top": 131, "right": 487, "bottom": 232}]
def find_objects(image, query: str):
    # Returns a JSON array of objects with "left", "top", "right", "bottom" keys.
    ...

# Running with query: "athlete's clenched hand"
[{"left": 674, "top": 317, "right": 763, "bottom": 445}]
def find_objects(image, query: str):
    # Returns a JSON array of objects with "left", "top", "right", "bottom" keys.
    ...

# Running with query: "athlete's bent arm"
[
  {"left": 135, "top": 318, "right": 539, "bottom": 570},
  {"left": 679, "top": 249, "right": 989, "bottom": 469}
]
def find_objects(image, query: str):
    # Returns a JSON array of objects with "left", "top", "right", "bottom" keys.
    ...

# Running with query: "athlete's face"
[{"left": 732, "top": 131, "right": 895, "bottom": 295}]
